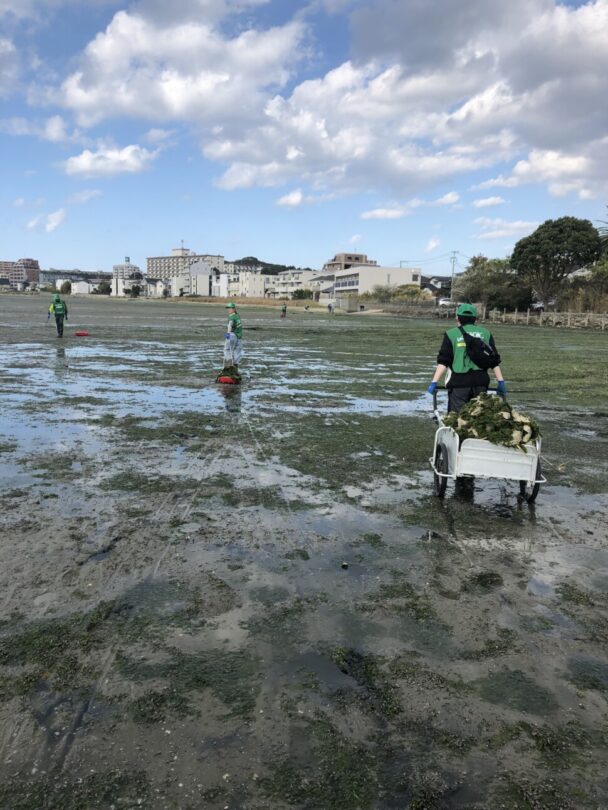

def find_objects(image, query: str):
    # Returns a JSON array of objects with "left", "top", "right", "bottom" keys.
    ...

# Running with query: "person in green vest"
[
  {"left": 427, "top": 303, "right": 506, "bottom": 412},
  {"left": 280, "top": 303, "right": 287, "bottom": 319},
  {"left": 48, "top": 293, "right": 68, "bottom": 338},
  {"left": 223, "top": 302, "right": 243, "bottom": 370}
]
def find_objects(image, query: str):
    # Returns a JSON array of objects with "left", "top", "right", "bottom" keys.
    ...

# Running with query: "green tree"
[
  {"left": 292, "top": 288, "right": 313, "bottom": 299},
  {"left": 452, "top": 256, "right": 533, "bottom": 311},
  {"left": 130, "top": 284, "right": 141, "bottom": 298},
  {"left": 511, "top": 217, "right": 601, "bottom": 306},
  {"left": 95, "top": 280, "right": 112, "bottom": 295},
  {"left": 60, "top": 280, "right": 71, "bottom": 294}
]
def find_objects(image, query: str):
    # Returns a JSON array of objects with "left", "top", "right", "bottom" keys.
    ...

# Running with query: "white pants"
[{"left": 223, "top": 333, "right": 243, "bottom": 366}]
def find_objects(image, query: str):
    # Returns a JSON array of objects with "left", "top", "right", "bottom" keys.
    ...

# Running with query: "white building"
[
  {"left": 147, "top": 247, "right": 224, "bottom": 280},
  {"left": 237, "top": 271, "right": 276, "bottom": 298},
  {"left": 334, "top": 265, "right": 421, "bottom": 296},
  {"left": 113, "top": 258, "right": 141, "bottom": 279},
  {"left": 211, "top": 273, "right": 229, "bottom": 298},
  {"left": 170, "top": 259, "right": 213, "bottom": 297},
  {"left": 272, "top": 269, "right": 319, "bottom": 299},
  {"left": 71, "top": 280, "right": 96, "bottom": 295}
]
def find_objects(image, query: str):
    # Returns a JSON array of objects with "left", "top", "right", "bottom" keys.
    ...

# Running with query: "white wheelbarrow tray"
[{"left": 430, "top": 424, "right": 544, "bottom": 485}]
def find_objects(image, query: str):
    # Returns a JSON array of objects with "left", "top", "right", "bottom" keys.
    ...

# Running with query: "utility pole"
[{"left": 449, "top": 250, "right": 458, "bottom": 300}]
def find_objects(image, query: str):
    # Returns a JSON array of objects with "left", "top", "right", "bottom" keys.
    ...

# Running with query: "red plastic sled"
[
  {"left": 216, "top": 375, "right": 240, "bottom": 385},
  {"left": 74, "top": 331, "right": 89, "bottom": 336}
]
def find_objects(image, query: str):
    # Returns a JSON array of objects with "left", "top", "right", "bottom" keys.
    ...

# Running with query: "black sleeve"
[
  {"left": 489, "top": 334, "right": 501, "bottom": 366},
  {"left": 437, "top": 333, "right": 453, "bottom": 367}
]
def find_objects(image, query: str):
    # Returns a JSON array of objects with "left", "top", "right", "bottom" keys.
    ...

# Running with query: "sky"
[{"left": 1, "top": 0, "right": 607, "bottom": 275}]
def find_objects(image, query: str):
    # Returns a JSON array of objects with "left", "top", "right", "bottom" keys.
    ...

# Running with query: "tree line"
[{"left": 454, "top": 215, "right": 607, "bottom": 312}]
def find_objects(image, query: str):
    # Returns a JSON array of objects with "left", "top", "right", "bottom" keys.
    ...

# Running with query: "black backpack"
[{"left": 458, "top": 326, "right": 500, "bottom": 370}]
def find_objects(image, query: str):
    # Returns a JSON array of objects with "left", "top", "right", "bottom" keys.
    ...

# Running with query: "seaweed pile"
[{"left": 444, "top": 393, "right": 540, "bottom": 451}]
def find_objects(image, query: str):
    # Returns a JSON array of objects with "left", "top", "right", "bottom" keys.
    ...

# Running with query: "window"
[{"left": 412, "top": 274, "right": 419, "bottom": 282}]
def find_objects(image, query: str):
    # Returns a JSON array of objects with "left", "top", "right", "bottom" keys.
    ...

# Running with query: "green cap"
[
  {"left": 226, "top": 302, "right": 236, "bottom": 308},
  {"left": 456, "top": 303, "right": 477, "bottom": 317},
  {"left": 53, "top": 293, "right": 61, "bottom": 301}
]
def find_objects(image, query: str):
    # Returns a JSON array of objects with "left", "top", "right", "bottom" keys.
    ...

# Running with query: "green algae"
[
  {"left": 0, "top": 769, "right": 150, "bottom": 810},
  {"left": 460, "top": 628, "right": 518, "bottom": 660},
  {"left": 118, "top": 646, "right": 261, "bottom": 720}
]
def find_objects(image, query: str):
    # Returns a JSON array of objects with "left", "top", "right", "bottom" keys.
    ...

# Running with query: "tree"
[
  {"left": 292, "top": 288, "right": 313, "bottom": 299},
  {"left": 452, "top": 255, "right": 533, "bottom": 311},
  {"left": 95, "top": 280, "right": 112, "bottom": 295},
  {"left": 511, "top": 217, "right": 601, "bottom": 306},
  {"left": 60, "top": 280, "right": 71, "bottom": 295},
  {"left": 130, "top": 284, "right": 141, "bottom": 298}
]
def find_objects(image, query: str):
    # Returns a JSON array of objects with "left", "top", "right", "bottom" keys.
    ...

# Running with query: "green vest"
[
  {"left": 447, "top": 324, "right": 492, "bottom": 373},
  {"left": 52, "top": 301, "right": 66, "bottom": 316},
  {"left": 228, "top": 312, "right": 243, "bottom": 339}
]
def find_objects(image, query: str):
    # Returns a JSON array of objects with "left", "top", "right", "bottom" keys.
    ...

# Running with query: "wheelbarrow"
[{"left": 429, "top": 388, "right": 545, "bottom": 502}]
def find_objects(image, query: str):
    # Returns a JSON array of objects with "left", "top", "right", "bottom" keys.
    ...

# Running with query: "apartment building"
[
  {"left": 334, "top": 265, "right": 421, "bottom": 296},
  {"left": 147, "top": 247, "right": 225, "bottom": 280},
  {"left": 322, "top": 252, "right": 378, "bottom": 274},
  {"left": 0, "top": 258, "right": 40, "bottom": 287},
  {"left": 272, "top": 269, "right": 319, "bottom": 299}
]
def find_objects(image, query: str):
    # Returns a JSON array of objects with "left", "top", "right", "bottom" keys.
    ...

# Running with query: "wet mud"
[{"left": 1, "top": 296, "right": 607, "bottom": 808}]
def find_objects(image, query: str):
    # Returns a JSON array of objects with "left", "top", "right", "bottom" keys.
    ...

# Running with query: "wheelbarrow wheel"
[
  {"left": 519, "top": 458, "right": 541, "bottom": 504},
  {"left": 433, "top": 444, "right": 448, "bottom": 498}
]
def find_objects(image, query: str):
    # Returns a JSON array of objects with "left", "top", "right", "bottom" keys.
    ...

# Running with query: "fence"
[{"left": 341, "top": 296, "right": 608, "bottom": 330}]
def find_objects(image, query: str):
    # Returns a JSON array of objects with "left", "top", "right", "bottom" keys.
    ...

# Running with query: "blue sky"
[{"left": 1, "top": 0, "right": 606, "bottom": 274}]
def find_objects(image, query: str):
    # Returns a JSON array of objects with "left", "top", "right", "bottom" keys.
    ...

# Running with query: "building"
[
  {"left": 147, "top": 247, "right": 225, "bottom": 280},
  {"left": 71, "top": 280, "right": 96, "bottom": 295},
  {"left": 334, "top": 265, "right": 421, "bottom": 297},
  {"left": 0, "top": 258, "right": 40, "bottom": 287},
  {"left": 421, "top": 274, "right": 452, "bottom": 295},
  {"left": 322, "top": 253, "right": 378, "bottom": 274},
  {"left": 211, "top": 273, "right": 229, "bottom": 298},
  {"left": 272, "top": 269, "right": 319, "bottom": 299},
  {"left": 113, "top": 257, "right": 141, "bottom": 279},
  {"left": 170, "top": 259, "right": 214, "bottom": 297},
  {"left": 237, "top": 271, "right": 276, "bottom": 298}
]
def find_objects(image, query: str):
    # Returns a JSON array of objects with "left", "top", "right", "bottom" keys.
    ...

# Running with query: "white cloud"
[
  {"left": 55, "top": 10, "right": 306, "bottom": 127},
  {"left": 26, "top": 208, "right": 66, "bottom": 232},
  {"left": 0, "top": 114, "right": 81, "bottom": 143},
  {"left": 426, "top": 237, "right": 440, "bottom": 252},
  {"left": 361, "top": 207, "right": 408, "bottom": 220},
  {"left": 276, "top": 189, "right": 303, "bottom": 207},
  {"left": 67, "top": 188, "right": 102, "bottom": 204},
  {"left": 349, "top": 233, "right": 362, "bottom": 245},
  {"left": 23, "top": 0, "right": 608, "bottom": 202},
  {"left": 473, "top": 196, "right": 506, "bottom": 208},
  {"left": 0, "top": 37, "right": 19, "bottom": 97},
  {"left": 13, "top": 197, "right": 25, "bottom": 207},
  {"left": 144, "top": 127, "right": 175, "bottom": 144},
  {"left": 45, "top": 208, "right": 65, "bottom": 232},
  {"left": 63, "top": 144, "right": 159, "bottom": 177},
  {"left": 474, "top": 217, "right": 538, "bottom": 240},
  {"left": 433, "top": 191, "right": 459, "bottom": 206}
]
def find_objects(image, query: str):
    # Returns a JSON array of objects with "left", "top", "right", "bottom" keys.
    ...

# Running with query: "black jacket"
[{"left": 437, "top": 331, "right": 498, "bottom": 389}]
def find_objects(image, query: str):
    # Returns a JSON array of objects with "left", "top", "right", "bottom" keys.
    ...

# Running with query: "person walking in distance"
[
  {"left": 280, "top": 303, "right": 287, "bottom": 319},
  {"left": 48, "top": 293, "right": 68, "bottom": 338},
  {"left": 426, "top": 303, "right": 506, "bottom": 412},
  {"left": 223, "top": 302, "right": 243, "bottom": 372}
]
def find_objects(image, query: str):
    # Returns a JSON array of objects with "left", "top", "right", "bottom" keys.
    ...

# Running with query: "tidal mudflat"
[{"left": 1, "top": 296, "right": 607, "bottom": 808}]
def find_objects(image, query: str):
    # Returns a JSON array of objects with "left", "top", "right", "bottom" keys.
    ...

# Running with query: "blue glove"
[
  {"left": 47, "top": 313, "right": 50, "bottom": 320},
  {"left": 224, "top": 332, "right": 231, "bottom": 340},
  {"left": 427, "top": 382, "right": 438, "bottom": 395},
  {"left": 497, "top": 380, "right": 507, "bottom": 394}
]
